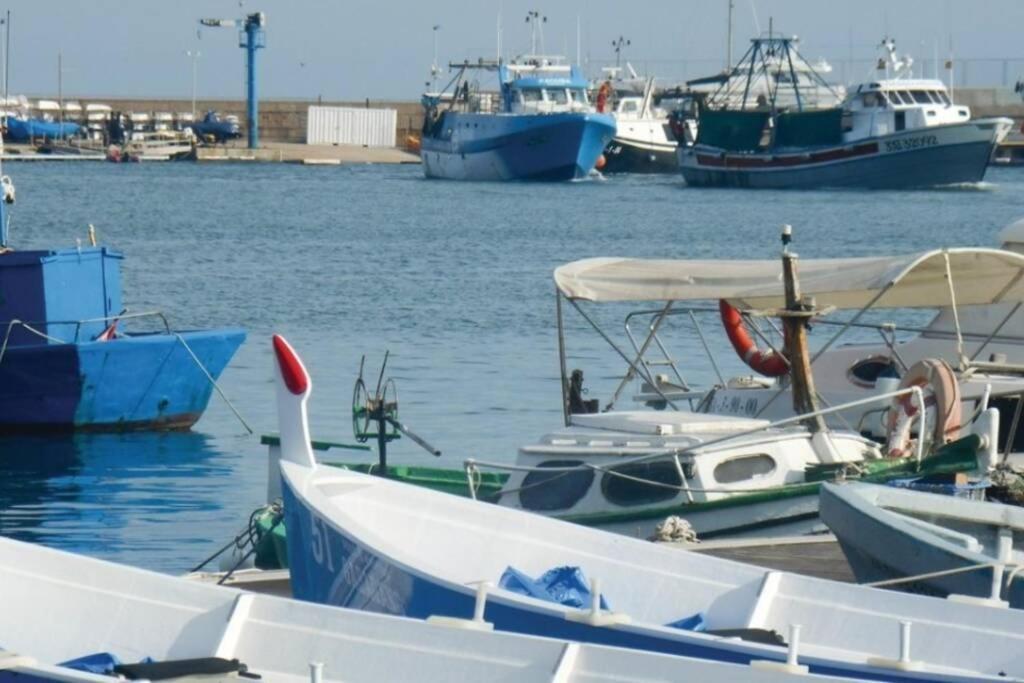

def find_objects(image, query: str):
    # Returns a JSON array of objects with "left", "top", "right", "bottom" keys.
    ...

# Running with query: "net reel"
[{"left": 351, "top": 351, "right": 441, "bottom": 475}]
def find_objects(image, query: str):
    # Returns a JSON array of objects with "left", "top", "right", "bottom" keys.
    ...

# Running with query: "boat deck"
[
  {"left": 681, "top": 534, "right": 855, "bottom": 583},
  {"left": 187, "top": 535, "right": 855, "bottom": 596}
]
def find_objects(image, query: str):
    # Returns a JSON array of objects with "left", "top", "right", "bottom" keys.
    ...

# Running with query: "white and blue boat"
[
  {"left": 0, "top": 147, "right": 244, "bottom": 431},
  {"left": 0, "top": 536, "right": 867, "bottom": 683},
  {"left": 270, "top": 334, "right": 1024, "bottom": 683},
  {"left": 420, "top": 56, "right": 615, "bottom": 181}
]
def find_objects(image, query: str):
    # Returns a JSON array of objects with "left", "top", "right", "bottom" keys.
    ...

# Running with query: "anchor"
[{"left": 351, "top": 351, "right": 441, "bottom": 476}]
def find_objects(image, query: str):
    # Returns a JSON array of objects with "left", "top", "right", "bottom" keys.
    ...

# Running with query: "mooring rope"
[{"left": 173, "top": 332, "right": 253, "bottom": 434}]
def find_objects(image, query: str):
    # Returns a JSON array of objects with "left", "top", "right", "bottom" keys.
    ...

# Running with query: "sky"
[{"left": 5, "top": 0, "right": 1024, "bottom": 101}]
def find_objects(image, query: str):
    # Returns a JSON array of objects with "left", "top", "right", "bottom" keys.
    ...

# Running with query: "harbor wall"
[
  {"left": 66, "top": 97, "right": 426, "bottom": 146},
  {"left": 31, "top": 88, "right": 1024, "bottom": 146}
]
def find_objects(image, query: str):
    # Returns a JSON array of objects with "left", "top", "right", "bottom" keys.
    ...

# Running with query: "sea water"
[{"left": 0, "top": 161, "right": 1021, "bottom": 571}]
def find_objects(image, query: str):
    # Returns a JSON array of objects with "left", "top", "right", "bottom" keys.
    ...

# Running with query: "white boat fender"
[
  {"left": 972, "top": 407, "right": 1001, "bottom": 472},
  {"left": 1, "top": 175, "right": 14, "bottom": 204}
]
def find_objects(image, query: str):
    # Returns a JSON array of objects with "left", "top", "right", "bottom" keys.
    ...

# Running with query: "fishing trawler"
[
  {"left": 680, "top": 36, "right": 1013, "bottom": 189},
  {"left": 420, "top": 55, "right": 615, "bottom": 181}
]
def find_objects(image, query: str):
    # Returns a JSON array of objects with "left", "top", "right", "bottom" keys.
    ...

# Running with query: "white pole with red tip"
[{"left": 268, "top": 335, "right": 316, "bottom": 501}]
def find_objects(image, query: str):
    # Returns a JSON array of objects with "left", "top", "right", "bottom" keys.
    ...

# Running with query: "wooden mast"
[{"left": 780, "top": 225, "right": 827, "bottom": 432}]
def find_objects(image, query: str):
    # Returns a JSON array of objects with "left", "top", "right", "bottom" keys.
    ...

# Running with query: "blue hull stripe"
[{"left": 0, "top": 328, "right": 245, "bottom": 431}]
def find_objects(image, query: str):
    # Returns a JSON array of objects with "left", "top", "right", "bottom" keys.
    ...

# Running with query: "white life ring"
[{"left": 885, "top": 358, "right": 962, "bottom": 458}]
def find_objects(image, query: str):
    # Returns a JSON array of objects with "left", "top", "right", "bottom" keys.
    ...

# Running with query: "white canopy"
[{"left": 554, "top": 248, "right": 1024, "bottom": 310}]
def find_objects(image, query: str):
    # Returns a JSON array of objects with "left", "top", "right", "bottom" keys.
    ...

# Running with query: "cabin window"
[
  {"left": 933, "top": 90, "right": 951, "bottom": 105},
  {"left": 621, "top": 100, "right": 639, "bottom": 114},
  {"left": 520, "top": 89, "right": 542, "bottom": 103},
  {"left": 883, "top": 91, "right": 903, "bottom": 106},
  {"left": 601, "top": 461, "right": 682, "bottom": 507},
  {"left": 713, "top": 455, "right": 776, "bottom": 484},
  {"left": 847, "top": 356, "right": 900, "bottom": 388},
  {"left": 862, "top": 93, "right": 881, "bottom": 107},
  {"left": 569, "top": 89, "right": 589, "bottom": 104},
  {"left": 545, "top": 89, "right": 569, "bottom": 105},
  {"left": 519, "top": 460, "right": 594, "bottom": 511},
  {"left": 910, "top": 91, "right": 931, "bottom": 104},
  {"left": 899, "top": 90, "right": 914, "bottom": 104}
]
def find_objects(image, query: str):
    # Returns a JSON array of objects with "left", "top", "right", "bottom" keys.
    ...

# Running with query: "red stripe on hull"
[{"left": 695, "top": 142, "right": 880, "bottom": 169}]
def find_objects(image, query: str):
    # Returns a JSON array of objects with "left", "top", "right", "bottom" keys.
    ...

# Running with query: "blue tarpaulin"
[
  {"left": 499, "top": 566, "right": 609, "bottom": 609},
  {"left": 499, "top": 565, "right": 705, "bottom": 631},
  {"left": 59, "top": 653, "right": 122, "bottom": 674}
]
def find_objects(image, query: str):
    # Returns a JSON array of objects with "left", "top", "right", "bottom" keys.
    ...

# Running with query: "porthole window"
[
  {"left": 519, "top": 460, "right": 594, "bottom": 511},
  {"left": 601, "top": 461, "right": 682, "bottom": 507},
  {"left": 713, "top": 455, "right": 776, "bottom": 484},
  {"left": 847, "top": 356, "right": 900, "bottom": 388}
]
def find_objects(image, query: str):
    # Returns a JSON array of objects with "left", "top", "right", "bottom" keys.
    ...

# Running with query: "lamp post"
[
  {"left": 612, "top": 35, "right": 630, "bottom": 70},
  {"left": 431, "top": 24, "right": 441, "bottom": 92},
  {"left": 185, "top": 50, "right": 201, "bottom": 118}
]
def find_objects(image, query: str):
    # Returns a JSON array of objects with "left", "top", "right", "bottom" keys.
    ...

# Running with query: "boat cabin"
[
  {"left": 500, "top": 58, "right": 591, "bottom": 114},
  {"left": 498, "top": 410, "right": 878, "bottom": 522},
  {"left": 845, "top": 79, "right": 969, "bottom": 138}
]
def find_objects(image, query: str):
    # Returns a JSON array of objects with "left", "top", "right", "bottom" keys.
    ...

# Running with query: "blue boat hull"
[
  {"left": 680, "top": 120, "right": 1009, "bottom": 189},
  {"left": 281, "top": 475, "right": 978, "bottom": 683},
  {"left": 0, "top": 328, "right": 245, "bottom": 432},
  {"left": 420, "top": 112, "right": 615, "bottom": 181}
]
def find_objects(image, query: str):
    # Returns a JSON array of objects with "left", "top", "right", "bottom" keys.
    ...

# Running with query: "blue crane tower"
[{"left": 199, "top": 12, "right": 266, "bottom": 149}]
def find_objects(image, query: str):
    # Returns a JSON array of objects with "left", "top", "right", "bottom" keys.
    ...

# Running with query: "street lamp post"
[
  {"left": 431, "top": 24, "right": 441, "bottom": 92},
  {"left": 186, "top": 50, "right": 201, "bottom": 117}
]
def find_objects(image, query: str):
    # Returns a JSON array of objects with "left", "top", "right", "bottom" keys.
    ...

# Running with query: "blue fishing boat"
[
  {"left": 0, "top": 155, "right": 244, "bottom": 432},
  {"left": 269, "top": 334, "right": 1024, "bottom": 683},
  {"left": 420, "top": 56, "right": 615, "bottom": 181}
]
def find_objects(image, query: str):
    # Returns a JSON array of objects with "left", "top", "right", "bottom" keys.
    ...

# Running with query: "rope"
[
  {"left": 173, "top": 332, "right": 253, "bottom": 434},
  {"left": 0, "top": 319, "right": 67, "bottom": 368},
  {"left": 863, "top": 561, "right": 1014, "bottom": 588},
  {"left": 218, "top": 502, "right": 285, "bottom": 586},
  {"left": 189, "top": 501, "right": 281, "bottom": 574}
]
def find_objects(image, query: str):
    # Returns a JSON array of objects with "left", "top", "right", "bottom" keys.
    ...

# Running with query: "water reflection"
[{"left": 0, "top": 431, "right": 265, "bottom": 572}]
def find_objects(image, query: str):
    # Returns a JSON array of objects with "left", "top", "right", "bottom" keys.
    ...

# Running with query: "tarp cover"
[
  {"left": 554, "top": 249, "right": 1024, "bottom": 311},
  {"left": 499, "top": 566, "right": 609, "bottom": 609}
]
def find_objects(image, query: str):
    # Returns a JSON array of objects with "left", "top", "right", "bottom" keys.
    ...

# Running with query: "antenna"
[
  {"left": 612, "top": 35, "right": 630, "bottom": 70},
  {"left": 726, "top": 0, "right": 734, "bottom": 71},
  {"left": 525, "top": 10, "right": 546, "bottom": 55}
]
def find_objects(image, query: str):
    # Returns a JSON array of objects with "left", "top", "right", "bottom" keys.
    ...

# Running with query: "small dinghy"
[
  {"left": 0, "top": 535, "right": 872, "bottom": 683},
  {"left": 272, "top": 334, "right": 1024, "bottom": 683},
  {"left": 821, "top": 482, "right": 1024, "bottom": 608}
]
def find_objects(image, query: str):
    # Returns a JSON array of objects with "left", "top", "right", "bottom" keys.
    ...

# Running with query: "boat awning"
[{"left": 554, "top": 249, "right": 1024, "bottom": 310}]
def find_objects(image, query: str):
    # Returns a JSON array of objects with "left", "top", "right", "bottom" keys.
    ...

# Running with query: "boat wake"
[
  {"left": 574, "top": 169, "right": 607, "bottom": 183},
  {"left": 934, "top": 181, "right": 998, "bottom": 192}
]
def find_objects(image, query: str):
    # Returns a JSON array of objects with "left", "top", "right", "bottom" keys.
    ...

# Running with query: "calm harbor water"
[{"left": 0, "top": 161, "right": 1022, "bottom": 572}]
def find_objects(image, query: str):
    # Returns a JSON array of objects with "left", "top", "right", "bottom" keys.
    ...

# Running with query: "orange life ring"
[
  {"left": 885, "top": 358, "right": 962, "bottom": 458},
  {"left": 718, "top": 300, "right": 789, "bottom": 377}
]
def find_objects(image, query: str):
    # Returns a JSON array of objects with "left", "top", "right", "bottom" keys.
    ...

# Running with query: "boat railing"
[
  {"left": 0, "top": 310, "right": 171, "bottom": 347},
  {"left": 463, "top": 385, "right": 928, "bottom": 501},
  {"left": 613, "top": 303, "right": 1024, "bottom": 414}
]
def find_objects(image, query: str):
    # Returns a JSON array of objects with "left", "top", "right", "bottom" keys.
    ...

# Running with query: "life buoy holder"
[
  {"left": 718, "top": 300, "right": 790, "bottom": 377},
  {"left": 885, "top": 358, "right": 962, "bottom": 458}
]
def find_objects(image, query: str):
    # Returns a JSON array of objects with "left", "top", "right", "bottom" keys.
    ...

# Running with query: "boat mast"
[
  {"left": 779, "top": 225, "right": 826, "bottom": 432},
  {"left": 725, "top": 0, "right": 734, "bottom": 72}
]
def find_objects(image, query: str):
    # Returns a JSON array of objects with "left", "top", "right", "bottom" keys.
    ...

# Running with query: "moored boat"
[
  {"left": 0, "top": 144, "right": 243, "bottom": 431},
  {"left": 820, "top": 482, "right": 1024, "bottom": 608},
  {"left": 420, "top": 54, "right": 615, "bottom": 181},
  {"left": 0, "top": 535, "right": 850, "bottom": 683},
  {"left": 270, "top": 334, "right": 1024, "bottom": 682},
  {"left": 596, "top": 65, "right": 679, "bottom": 173},
  {"left": 679, "top": 36, "right": 1013, "bottom": 189}
]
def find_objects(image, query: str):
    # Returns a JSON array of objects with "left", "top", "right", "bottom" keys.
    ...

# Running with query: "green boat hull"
[{"left": 253, "top": 435, "right": 980, "bottom": 569}]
